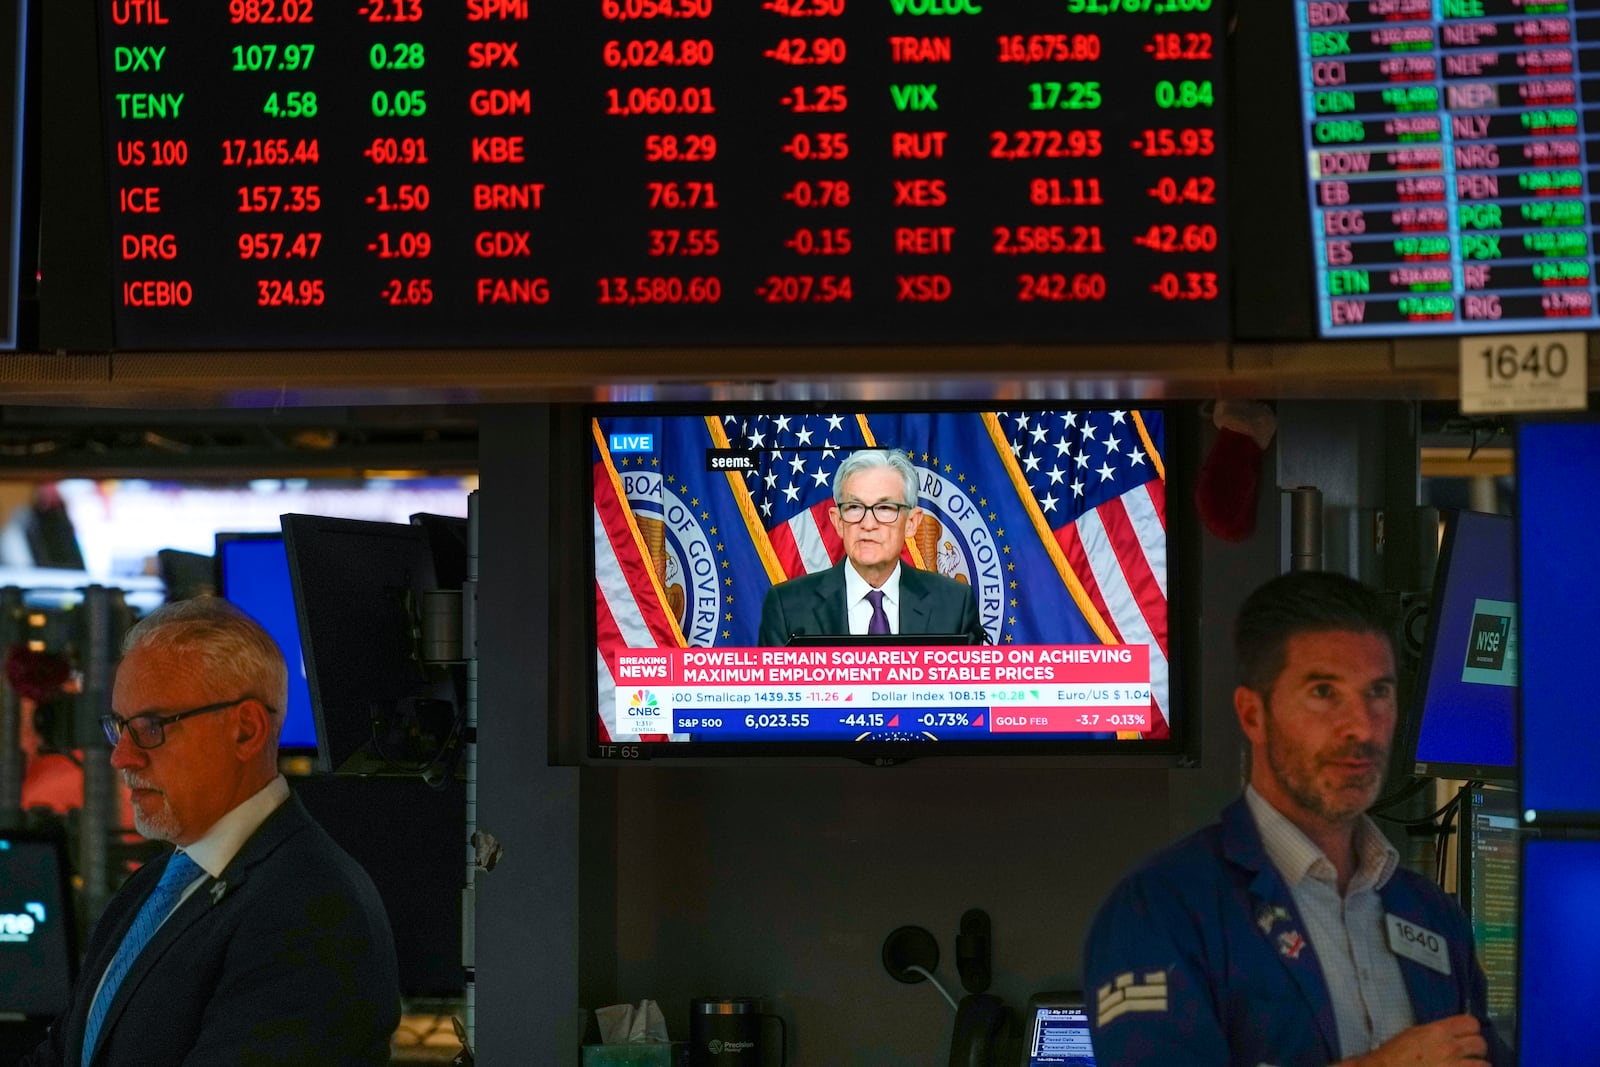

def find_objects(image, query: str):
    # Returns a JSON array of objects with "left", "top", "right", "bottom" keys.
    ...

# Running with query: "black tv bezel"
[
  {"left": 1403, "top": 509, "right": 1517, "bottom": 784},
  {"left": 213, "top": 530, "right": 318, "bottom": 757},
  {"left": 582, "top": 400, "right": 1195, "bottom": 766}
]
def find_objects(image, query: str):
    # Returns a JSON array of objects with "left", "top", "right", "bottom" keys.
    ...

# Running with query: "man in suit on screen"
[{"left": 758, "top": 448, "right": 985, "bottom": 646}]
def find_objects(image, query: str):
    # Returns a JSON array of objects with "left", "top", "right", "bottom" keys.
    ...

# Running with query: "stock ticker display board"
[
  {"left": 98, "top": 0, "right": 1226, "bottom": 349},
  {"left": 1296, "top": 0, "right": 1600, "bottom": 337}
]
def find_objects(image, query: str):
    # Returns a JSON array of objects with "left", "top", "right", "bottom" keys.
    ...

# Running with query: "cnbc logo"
[
  {"left": 1466, "top": 612, "right": 1510, "bottom": 671},
  {"left": 627, "top": 690, "right": 660, "bottom": 716}
]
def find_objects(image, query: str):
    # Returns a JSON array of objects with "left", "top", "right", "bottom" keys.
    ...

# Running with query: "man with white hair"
[
  {"left": 25, "top": 597, "right": 399, "bottom": 1067},
  {"left": 759, "top": 448, "right": 984, "bottom": 646}
]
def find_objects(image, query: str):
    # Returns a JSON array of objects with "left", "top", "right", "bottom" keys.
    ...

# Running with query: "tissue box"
[{"left": 580, "top": 1043, "right": 684, "bottom": 1067}]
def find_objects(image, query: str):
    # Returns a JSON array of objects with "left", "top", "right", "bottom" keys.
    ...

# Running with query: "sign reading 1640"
[{"left": 1460, "top": 332, "right": 1588, "bottom": 415}]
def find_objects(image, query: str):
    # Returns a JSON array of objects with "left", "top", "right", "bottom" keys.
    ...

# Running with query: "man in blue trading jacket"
[
  {"left": 25, "top": 597, "right": 399, "bottom": 1067},
  {"left": 1083, "top": 571, "right": 1512, "bottom": 1067},
  {"left": 758, "top": 448, "right": 985, "bottom": 646}
]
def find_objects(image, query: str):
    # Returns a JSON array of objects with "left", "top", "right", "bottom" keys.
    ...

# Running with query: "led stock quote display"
[
  {"left": 1295, "top": 0, "right": 1600, "bottom": 336},
  {"left": 98, "top": 0, "right": 1225, "bottom": 349}
]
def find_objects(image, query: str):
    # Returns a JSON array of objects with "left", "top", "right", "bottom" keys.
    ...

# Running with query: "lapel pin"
[
  {"left": 210, "top": 881, "right": 228, "bottom": 905},
  {"left": 1277, "top": 930, "right": 1307, "bottom": 960}
]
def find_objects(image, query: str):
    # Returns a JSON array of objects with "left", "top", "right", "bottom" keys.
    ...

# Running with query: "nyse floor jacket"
[
  {"left": 25, "top": 794, "right": 399, "bottom": 1067},
  {"left": 758, "top": 561, "right": 986, "bottom": 646},
  {"left": 1082, "top": 798, "right": 1513, "bottom": 1067}
]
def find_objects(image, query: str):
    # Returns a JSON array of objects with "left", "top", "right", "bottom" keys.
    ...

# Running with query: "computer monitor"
[
  {"left": 1460, "top": 784, "right": 1527, "bottom": 1050},
  {"left": 156, "top": 548, "right": 216, "bottom": 601},
  {"left": 282, "top": 514, "right": 465, "bottom": 776},
  {"left": 1406, "top": 511, "right": 1516, "bottom": 781},
  {"left": 0, "top": 832, "right": 76, "bottom": 1017},
  {"left": 1519, "top": 838, "right": 1600, "bottom": 1064},
  {"left": 1518, "top": 420, "right": 1600, "bottom": 821},
  {"left": 215, "top": 533, "right": 317, "bottom": 753}
]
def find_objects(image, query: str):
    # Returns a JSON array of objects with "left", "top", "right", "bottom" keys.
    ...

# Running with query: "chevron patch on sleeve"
[{"left": 1096, "top": 970, "right": 1169, "bottom": 1027}]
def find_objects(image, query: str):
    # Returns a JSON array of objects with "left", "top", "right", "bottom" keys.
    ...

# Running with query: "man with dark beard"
[
  {"left": 24, "top": 598, "right": 398, "bottom": 1067},
  {"left": 1083, "top": 572, "right": 1510, "bottom": 1067}
]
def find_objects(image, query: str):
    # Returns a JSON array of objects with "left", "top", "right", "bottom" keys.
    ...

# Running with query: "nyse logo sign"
[
  {"left": 1466, "top": 612, "right": 1510, "bottom": 671},
  {"left": 0, "top": 903, "right": 46, "bottom": 943}
]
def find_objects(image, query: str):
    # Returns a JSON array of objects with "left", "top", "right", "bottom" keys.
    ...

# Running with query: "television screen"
[
  {"left": 1407, "top": 510, "right": 1516, "bottom": 781},
  {"left": 1518, "top": 420, "right": 1600, "bottom": 821},
  {"left": 1291, "top": 0, "right": 1600, "bottom": 337},
  {"left": 0, "top": 833, "right": 75, "bottom": 1017},
  {"left": 589, "top": 405, "right": 1181, "bottom": 760},
  {"left": 1519, "top": 838, "right": 1600, "bottom": 1065},
  {"left": 215, "top": 534, "right": 318, "bottom": 753}
]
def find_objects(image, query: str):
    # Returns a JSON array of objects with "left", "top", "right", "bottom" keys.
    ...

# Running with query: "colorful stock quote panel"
[
  {"left": 1296, "top": 0, "right": 1600, "bottom": 336},
  {"left": 591, "top": 409, "right": 1172, "bottom": 746},
  {"left": 99, "top": 0, "right": 1225, "bottom": 348}
]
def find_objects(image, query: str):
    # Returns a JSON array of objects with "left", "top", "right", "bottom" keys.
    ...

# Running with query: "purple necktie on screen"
[
  {"left": 83, "top": 851, "right": 202, "bottom": 1062},
  {"left": 866, "top": 589, "right": 890, "bottom": 635}
]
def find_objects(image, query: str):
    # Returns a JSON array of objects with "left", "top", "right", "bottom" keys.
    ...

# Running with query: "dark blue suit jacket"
[
  {"left": 25, "top": 793, "right": 399, "bottom": 1067},
  {"left": 758, "top": 560, "right": 985, "bottom": 646},
  {"left": 1083, "top": 797, "right": 1512, "bottom": 1067}
]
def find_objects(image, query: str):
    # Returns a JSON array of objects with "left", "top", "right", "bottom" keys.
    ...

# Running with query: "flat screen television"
[
  {"left": 215, "top": 533, "right": 317, "bottom": 753},
  {"left": 1518, "top": 420, "right": 1600, "bottom": 823},
  {"left": 1405, "top": 511, "right": 1516, "bottom": 781},
  {"left": 282, "top": 514, "right": 465, "bottom": 777},
  {"left": 1519, "top": 838, "right": 1600, "bottom": 1065},
  {"left": 0, "top": 832, "right": 76, "bottom": 1018},
  {"left": 587, "top": 404, "right": 1186, "bottom": 762}
]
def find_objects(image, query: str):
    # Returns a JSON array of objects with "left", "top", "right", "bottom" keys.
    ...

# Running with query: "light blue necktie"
[{"left": 82, "top": 851, "right": 202, "bottom": 1062}]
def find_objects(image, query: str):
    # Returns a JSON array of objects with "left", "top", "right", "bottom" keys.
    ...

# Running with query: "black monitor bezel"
[{"left": 580, "top": 400, "right": 1195, "bottom": 766}]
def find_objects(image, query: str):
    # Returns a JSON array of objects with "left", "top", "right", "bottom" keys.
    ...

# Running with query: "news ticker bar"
[{"left": 613, "top": 643, "right": 1153, "bottom": 737}]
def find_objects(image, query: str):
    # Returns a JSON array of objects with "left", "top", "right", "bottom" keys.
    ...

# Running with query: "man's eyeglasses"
[
  {"left": 837, "top": 501, "right": 912, "bottom": 524},
  {"left": 101, "top": 697, "right": 272, "bottom": 750}
]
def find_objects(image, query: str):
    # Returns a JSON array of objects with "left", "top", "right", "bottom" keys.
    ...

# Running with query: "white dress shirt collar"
[
  {"left": 183, "top": 775, "right": 291, "bottom": 879},
  {"left": 843, "top": 561, "right": 902, "bottom": 634},
  {"left": 1245, "top": 784, "right": 1399, "bottom": 894}
]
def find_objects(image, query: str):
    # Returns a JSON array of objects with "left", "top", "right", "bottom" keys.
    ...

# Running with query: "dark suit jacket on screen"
[
  {"left": 25, "top": 793, "right": 400, "bottom": 1067},
  {"left": 758, "top": 560, "right": 986, "bottom": 646}
]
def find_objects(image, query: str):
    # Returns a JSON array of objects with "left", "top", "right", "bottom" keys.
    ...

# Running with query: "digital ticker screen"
[
  {"left": 97, "top": 0, "right": 1226, "bottom": 350},
  {"left": 1294, "top": 0, "right": 1600, "bottom": 336}
]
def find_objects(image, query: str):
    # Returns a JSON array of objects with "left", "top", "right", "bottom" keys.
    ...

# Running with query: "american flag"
[{"left": 986, "top": 408, "right": 1169, "bottom": 737}]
